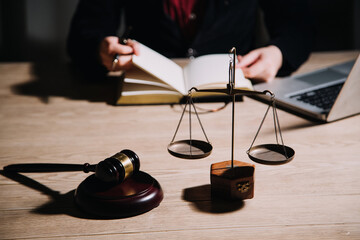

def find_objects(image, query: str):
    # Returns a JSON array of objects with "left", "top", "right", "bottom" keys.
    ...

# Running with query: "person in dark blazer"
[{"left": 67, "top": 0, "right": 314, "bottom": 82}]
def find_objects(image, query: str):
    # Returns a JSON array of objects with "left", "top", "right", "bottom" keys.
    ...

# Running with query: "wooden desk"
[{"left": 0, "top": 51, "right": 359, "bottom": 239}]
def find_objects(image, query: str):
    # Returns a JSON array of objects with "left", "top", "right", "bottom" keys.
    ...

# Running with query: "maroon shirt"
[{"left": 163, "top": 0, "right": 206, "bottom": 43}]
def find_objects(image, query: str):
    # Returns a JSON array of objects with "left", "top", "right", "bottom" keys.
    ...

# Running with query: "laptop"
[{"left": 252, "top": 55, "right": 360, "bottom": 122}]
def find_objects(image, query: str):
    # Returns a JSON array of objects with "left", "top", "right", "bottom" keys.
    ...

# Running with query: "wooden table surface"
[{"left": 0, "top": 51, "right": 359, "bottom": 239}]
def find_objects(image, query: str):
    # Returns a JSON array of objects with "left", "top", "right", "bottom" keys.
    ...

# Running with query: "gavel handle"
[{"left": 3, "top": 163, "right": 96, "bottom": 173}]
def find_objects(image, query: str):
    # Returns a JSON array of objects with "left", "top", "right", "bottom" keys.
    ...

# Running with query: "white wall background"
[{"left": 0, "top": 0, "right": 79, "bottom": 62}]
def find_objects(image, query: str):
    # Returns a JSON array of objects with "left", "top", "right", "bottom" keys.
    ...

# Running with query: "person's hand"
[
  {"left": 236, "top": 45, "right": 283, "bottom": 83},
  {"left": 99, "top": 37, "right": 140, "bottom": 71}
]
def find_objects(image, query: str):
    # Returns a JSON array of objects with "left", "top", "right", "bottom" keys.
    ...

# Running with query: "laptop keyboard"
[{"left": 290, "top": 83, "right": 343, "bottom": 111}]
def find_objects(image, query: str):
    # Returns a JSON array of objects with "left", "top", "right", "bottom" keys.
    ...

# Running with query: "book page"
[
  {"left": 125, "top": 67, "right": 176, "bottom": 90},
  {"left": 183, "top": 54, "right": 252, "bottom": 90},
  {"left": 132, "top": 42, "right": 186, "bottom": 94},
  {"left": 121, "top": 79, "right": 182, "bottom": 96},
  {"left": 118, "top": 78, "right": 183, "bottom": 104}
]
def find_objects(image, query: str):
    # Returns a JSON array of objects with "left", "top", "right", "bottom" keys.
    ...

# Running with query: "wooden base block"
[{"left": 210, "top": 160, "right": 255, "bottom": 200}]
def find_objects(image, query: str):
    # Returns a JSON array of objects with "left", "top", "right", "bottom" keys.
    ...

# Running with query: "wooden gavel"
[{"left": 3, "top": 150, "right": 140, "bottom": 183}]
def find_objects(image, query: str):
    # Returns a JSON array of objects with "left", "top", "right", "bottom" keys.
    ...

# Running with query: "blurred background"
[{"left": 0, "top": 0, "right": 359, "bottom": 63}]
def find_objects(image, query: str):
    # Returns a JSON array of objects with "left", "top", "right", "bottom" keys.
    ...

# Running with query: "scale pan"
[
  {"left": 247, "top": 144, "right": 295, "bottom": 165},
  {"left": 168, "top": 139, "right": 212, "bottom": 159}
]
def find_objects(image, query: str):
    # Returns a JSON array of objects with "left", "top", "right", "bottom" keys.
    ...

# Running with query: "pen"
[{"left": 112, "top": 27, "right": 132, "bottom": 70}]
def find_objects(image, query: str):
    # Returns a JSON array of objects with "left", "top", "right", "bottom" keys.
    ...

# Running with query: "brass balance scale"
[{"left": 167, "top": 48, "right": 295, "bottom": 200}]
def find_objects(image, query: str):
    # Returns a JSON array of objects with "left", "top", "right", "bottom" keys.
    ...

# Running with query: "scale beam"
[{"left": 189, "top": 87, "right": 272, "bottom": 97}]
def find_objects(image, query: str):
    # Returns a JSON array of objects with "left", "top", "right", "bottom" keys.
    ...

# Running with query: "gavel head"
[{"left": 95, "top": 150, "right": 140, "bottom": 183}]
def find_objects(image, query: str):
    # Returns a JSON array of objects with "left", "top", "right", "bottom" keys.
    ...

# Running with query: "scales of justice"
[{"left": 168, "top": 47, "right": 295, "bottom": 200}]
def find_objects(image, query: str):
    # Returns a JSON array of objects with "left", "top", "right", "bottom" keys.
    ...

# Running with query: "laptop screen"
[{"left": 296, "top": 69, "right": 347, "bottom": 85}]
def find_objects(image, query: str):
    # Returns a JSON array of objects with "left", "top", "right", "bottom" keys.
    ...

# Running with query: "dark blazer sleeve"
[
  {"left": 260, "top": 0, "right": 315, "bottom": 76},
  {"left": 67, "top": 0, "right": 123, "bottom": 79}
]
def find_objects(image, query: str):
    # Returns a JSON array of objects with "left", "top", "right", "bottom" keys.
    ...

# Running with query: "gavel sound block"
[
  {"left": 75, "top": 171, "right": 163, "bottom": 218},
  {"left": 210, "top": 160, "right": 255, "bottom": 200},
  {"left": 76, "top": 150, "right": 163, "bottom": 218}
]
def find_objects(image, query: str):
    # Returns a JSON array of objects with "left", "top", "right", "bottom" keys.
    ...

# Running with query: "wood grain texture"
[{"left": 0, "top": 51, "right": 359, "bottom": 239}]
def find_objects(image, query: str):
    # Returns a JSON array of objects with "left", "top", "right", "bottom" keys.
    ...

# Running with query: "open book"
[{"left": 116, "top": 42, "right": 253, "bottom": 105}]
